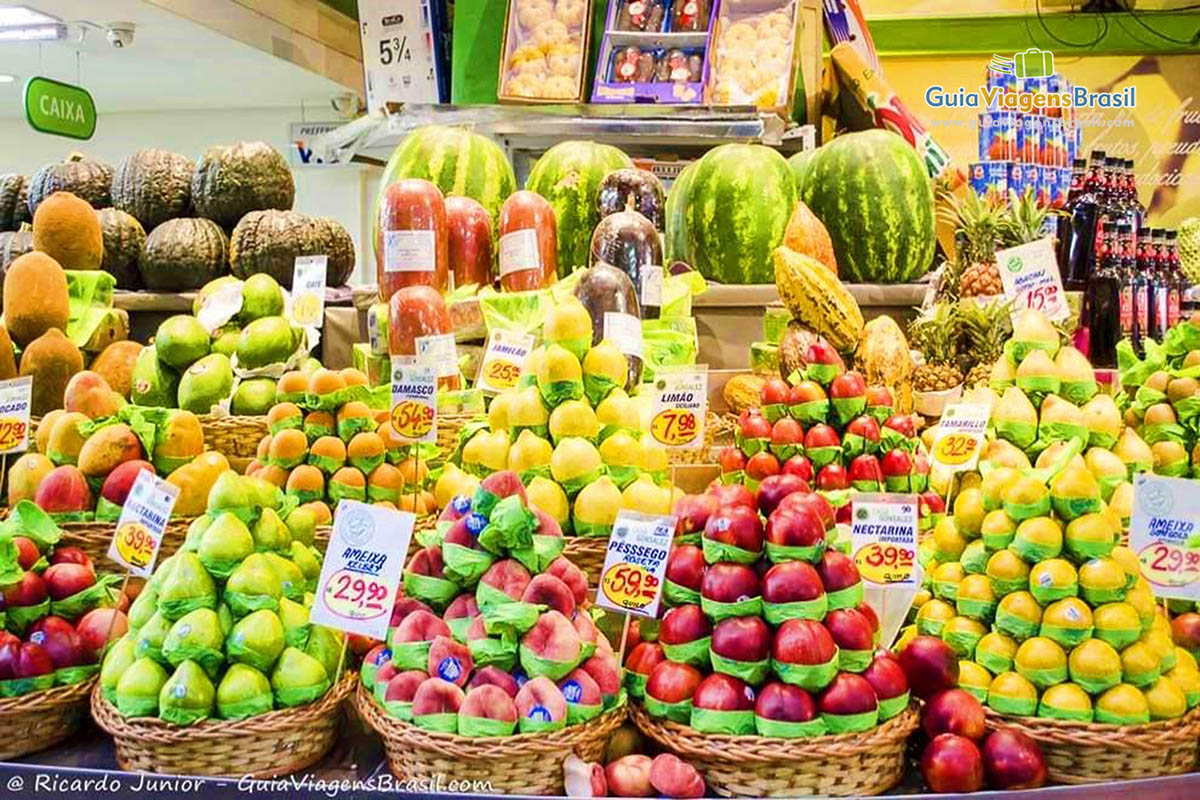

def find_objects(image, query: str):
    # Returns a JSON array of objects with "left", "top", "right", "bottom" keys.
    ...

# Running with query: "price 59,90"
[{"left": 600, "top": 563, "right": 660, "bottom": 610}]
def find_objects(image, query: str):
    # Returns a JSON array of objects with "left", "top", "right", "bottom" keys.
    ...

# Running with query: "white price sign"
[
  {"left": 359, "top": 0, "right": 445, "bottom": 113},
  {"left": 385, "top": 229, "right": 436, "bottom": 273},
  {"left": 1129, "top": 474, "right": 1200, "bottom": 601},
  {"left": 930, "top": 403, "right": 991, "bottom": 473},
  {"left": 650, "top": 368, "right": 707, "bottom": 450},
  {"left": 390, "top": 357, "right": 437, "bottom": 444},
  {"left": 107, "top": 470, "right": 180, "bottom": 578},
  {"left": 850, "top": 494, "right": 919, "bottom": 587},
  {"left": 290, "top": 255, "right": 328, "bottom": 328},
  {"left": 595, "top": 510, "right": 676, "bottom": 619},
  {"left": 996, "top": 237, "right": 1070, "bottom": 322},
  {"left": 476, "top": 330, "right": 534, "bottom": 394},
  {"left": 415, "top": 332, "right": 458, "bottom": 380},
  {"left": 0, "top": 376, "right": 33, "bottom": 454},
  {"left": 309, "top": 500, "right": 413, "bottom": 641},
  {"left": 603, "top": 312, "right": 643, "bottom": 360}
]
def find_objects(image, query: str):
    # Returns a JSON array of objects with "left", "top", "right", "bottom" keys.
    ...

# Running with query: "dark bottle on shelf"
[
  {"left": 1058, "top": 151, "right": 1106, "bottom": 291},
  {"left": 1125, "top": 223, "right": 1151, "bottom": 355},
  {"left": 1124, "top": 159, "right": 1145, "bottom": 233},
  {"left": 1084, "top": 219, "right": 1125, "bottom": 368},
  {"left": 1165, "top": 229, "right": 1188, "bottom": 328},
  {"left": 1143, "top": 226, "right": 1168, "bottom": 343}
]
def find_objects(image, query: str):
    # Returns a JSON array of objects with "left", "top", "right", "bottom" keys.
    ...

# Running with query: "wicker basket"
[
  {"left": 0, "top": 677, "right": 96, "bottom": 760},
  {"left": 201, "top": 414, "right": 270, "bottom": 467},
  {"left": 356, "top": 682, "right": 626, "bottom": 795},
  {"left": 58, "top": 518, "right": 196, "bottom": 566},
  {"left": 666, "top": 412, "right": 732, "bottom": 466},
  {"left": 984, "top": 707, "right": 1200, "bottom": 784},
  {"left": 562, "top": 536, "right": 609, "bottom": 586},
  {"left": 437, "top": 414, "right": 479, "bottom": 457},
  {"left": 91, "top": 672, "right": 355, "bottom": 778},
  {"left": 631, "top": 703, "right": 919, "bottom": 797}
]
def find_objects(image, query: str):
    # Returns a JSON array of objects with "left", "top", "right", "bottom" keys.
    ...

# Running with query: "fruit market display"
[{"left": 97, "top": 468, "right": 337, "bottom": 724}]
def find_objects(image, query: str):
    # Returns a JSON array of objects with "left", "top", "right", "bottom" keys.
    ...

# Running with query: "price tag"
[
  {"left": 476, "top": 330, "right": 535, "bottom": 394},
  {"left": 996, "top": 237, "right": 1070, "bottom": 322},
  {"left": 0, "top": 376, "right": 33, "bottom": 454},
  {"left": 498, "top": 229, "right": 541, "bottom": 278},
  {"left": 595, "top": 510, "right": 675, "bottom": 618},
  {"left": 359, "top": 0, "right": 446, "bottom": 112},
  {"left": 850, "top": 494, "right": 919, "bottom": 587},
  {"left": 1130, "top": 474, "right": 1200, "bottom": 600},
  {"left": 290, "top": 255, "right": 328, "bottom": 327},
  {"left": 384, "top": 229, "right": 436, "bottom": 273},
  {"left": 603, "top": 311, "right": 644, "bottom": 360},
  {"left": 309, "top": 500, "right": 413, "bottom": 640},
  {"left": 107, "top": 469, "right": 179, "bottom": 578},
  {"left": 640, "top": 266, "right": 664, "bottom": 308},
  {"left": 390, "top": 357, "right": 437, "bottom": 443},
  {"left": 415, "top": 332, "right": 459, "bottom": 380},
  {"left": 930, "top": 403, "right": 990, "bottom": 472},
  {"left": 196, "top": 280, "right": 243, "bottom": 333},
  {"left": 650, "top": 368, "right": 707, "bottom": 450}
]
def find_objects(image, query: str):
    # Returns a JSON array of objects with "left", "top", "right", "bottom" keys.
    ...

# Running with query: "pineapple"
[
  {"left": 1003, "top": 187, "right": 1057, "bottom": 246},
  {"left": 909, "top": 302, "right": 964, "bottom": 392},
  {"left": 939, "top": 189, "right": 1007, "bottom": 298},
  {"left": 960, "top": 299, "right": 1013, "bottom": 387}
]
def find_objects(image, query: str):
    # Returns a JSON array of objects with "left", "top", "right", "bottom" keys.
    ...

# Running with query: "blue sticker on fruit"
[
  {"left": 438, "top": 657, "right": 463, "bottom": 683},
  {"left": 528, "top": 704, "right": 551, "bottom": 721},
  {"left": 562, "top": 680, "right": 582, "bottom": 703},
  {"left": 451, "top": 495, "right": 471, "bottom": 514},
  {"left": 372, "top": 647, "right": 392, "bottom": 666},
  {"left": 466, "top": 513, "right": 488, "bottom": 536}
]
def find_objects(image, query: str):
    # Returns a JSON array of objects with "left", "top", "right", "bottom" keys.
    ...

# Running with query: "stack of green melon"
[{"left": 98, "top": 470, "right": 342, "bottom": 724}]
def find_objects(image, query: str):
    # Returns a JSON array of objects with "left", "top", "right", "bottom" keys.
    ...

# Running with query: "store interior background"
[{"left": 2, "top": 0, "right": 1199, "bottom": 289}]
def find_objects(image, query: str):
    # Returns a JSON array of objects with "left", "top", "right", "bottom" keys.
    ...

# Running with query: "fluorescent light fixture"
[
  {"left": 0, "top": 74, "right": 15, "bottom": 83},
  {"left": 0, "top": 23, "right": 66, "bottom": 41},
  {"left": 0, "top": 6, "right": 58, "bottom": 27}
]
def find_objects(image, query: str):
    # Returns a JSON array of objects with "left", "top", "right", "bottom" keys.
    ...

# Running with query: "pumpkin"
[
  {"left": 27, "top": 153, "right": 113, "bottom": 214},
  {"left": 140, "top": 218, "right": 229, "bottom": 291},
  {"left": 855, "top": 315, "right": 914, "bottom": 413},
  {"left": 97, "top": 208, "right": 146, "bottom": 290},
  {"left": 229, "top": 210, "right": 316, "bottom": 289},
  {"left": 192, "top": 141, "right": 295, "bottom": 228},
  {"left": 313, "top": 216, "right": 355, "bottom": 286},
  {"left": 0, "top": 226, "right": 34, "bottom": 304},
  {"left": 111, "top": 148, "right": 194, "bottom": 230},
  {"left": 0, "top": 175, "right": 31, "bottom": 232},
  {"left": 783, "top": 201, "right": 838, "bottom": 275}
]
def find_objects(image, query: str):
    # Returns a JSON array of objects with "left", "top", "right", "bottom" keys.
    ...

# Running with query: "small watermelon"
[
  {"left": 788, "top": 149, "right": 817, "bottom": 198},
  {"left": 526, "top": 141, "right": 632, "bottom": 276},
  {"left": 801, "top": 130, "right": 935, "bottom": 284}
]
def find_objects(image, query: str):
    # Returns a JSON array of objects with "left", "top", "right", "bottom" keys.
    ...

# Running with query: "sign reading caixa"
[{"left": 23, "top": 76, "right": 96, "bottom": 140}]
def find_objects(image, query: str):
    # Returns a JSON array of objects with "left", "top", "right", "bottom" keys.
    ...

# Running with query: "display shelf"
[{"left": 311, "top": 105, "right": 817, "bottom": 166}]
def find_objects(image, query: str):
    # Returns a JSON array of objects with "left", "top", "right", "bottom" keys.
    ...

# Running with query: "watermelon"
[
  {"left": 377, "top": 125, "right": 515, "bottom": 233},
  {"left": 664, "top": 161, "right": 698, "bottom": 264},
  {"left": 801, "top": 130, "right": 935, "bottom": 284},
  {"left": 525, "top": 141, "right": 632, "bottom": 276},
  {"left": 671, "top": 144, "right": 794, "bottom": 284},
  {"left": 788, "top": 149, "right": 817, "bottom": 198}
]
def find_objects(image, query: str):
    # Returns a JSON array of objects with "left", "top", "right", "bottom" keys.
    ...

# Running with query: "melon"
[
  {"left": 788, "top": 150, "right": 817, "bottom": 197},
  {"left": 664, "top": 161, "right": 698, "bottom": 265},
  {"left": 670, "top": 144, "right": 794, "bottom": 284},
  {"left": 526, "top": 141, "right": 633, "bottom": 276},
  {"left": 801, "top": 130, "right": 935, "bottom": 284}
]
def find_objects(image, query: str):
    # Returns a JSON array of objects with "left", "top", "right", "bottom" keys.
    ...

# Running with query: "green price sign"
[{"left": 24, "top": 76, "right": 96, "bottom": 140}]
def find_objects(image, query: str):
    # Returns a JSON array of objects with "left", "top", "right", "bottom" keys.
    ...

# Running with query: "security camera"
[{"left": 105, "top": 22, "right": 135, "bottom": 49}]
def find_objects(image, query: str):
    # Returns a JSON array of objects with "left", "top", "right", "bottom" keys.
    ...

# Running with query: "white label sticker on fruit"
[
  {"left": 850, "top": 494, "right": 919, "bottom": 587},
  {"left": 498, "top": 228, "right": 541, "bottom": 277},
  {"left": 595, "top": 510, "right": 676, "bottom": 619},
  {"left": 367, "top": 304, "right": 386, "bottom": 356},
  {"left": 290, "top": 255, "right": 328, "bottom": 328},
  {"left": 0, "top": 376, "right": 32, "bottom": 455},
  {"left": 996, "top": 236, "right": 1069, "bottom": 323},
  {"left": 310, "top": 500, "right": 413, "bottom": 641},
  {"left": 107, "top": 469, "right": 180, "bottom": 578},
  {"left": 1129, "top": 474, "right": 1200, "bottom": 601},
  {"left": 604, "top": 312, "right": 644, "bottom": 360},
  {"left": 196, "top": 280, "right": 243, "bottom": 333},
  {"left": 415, "top": 333, "right": 459, "bottom": 379},
  {"left": 390, "top": 357, "right": 437, "bottom": 444},
  {"left": 640, "top": 266, "right": 664, "bottom": 307},
  {"left": 650, "top": 368, "right": 707, "bottom": 450},
  {"left": 476, "top": 329, "right": 535, "bottom": 394},
  {"left": 385, "top": 229, "right": 437, "bottom": 272},
  {"left": 930, "top": 403, "right": 991, "bottom": 473}
]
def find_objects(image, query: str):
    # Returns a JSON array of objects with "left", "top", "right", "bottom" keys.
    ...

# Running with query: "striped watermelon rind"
[
  {"left": 801, "top": 129, "right": 935, "bottom": 284},
  {"left": 377, "top": 124, "right": 516, "bottom": 233},
  {"left": 674, "top": 144, "right": 794, "bottom": 285},
  {"left": 665, "top": 161, "right": 698, "bottom": 265},
  {"left": 525, "top": 141, "right": 633, "bottom": 276},
  {"left": 788, "top": 149, "right": 817, "bottom": 199}
]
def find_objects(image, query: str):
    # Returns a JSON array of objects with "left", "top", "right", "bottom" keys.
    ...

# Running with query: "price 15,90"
[{"left": 323, "top": 569, "right": 392, "bottom": 621}]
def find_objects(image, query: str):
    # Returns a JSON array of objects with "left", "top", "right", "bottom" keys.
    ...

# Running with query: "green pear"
[
  {"left": 277, "top": 596, "right": 312, "bottom": 649},
  {"left": 216, "top": 663, "right": 273, "bottom": 720},
  {"left": 182, "top": 515, "right": 212, "bottom": 553},
  {"left": 206, "top": 470, "right": 252, "bottom": 521},
  {"left": 289, "top": 541, "right": 321, "bottom": 586},
  {"left": 224, "top": 553, "right": 283, "bottom": 617},
  {"left": 284, "top": 507, "right": 317, "bottom": 546},
  {"left": 263, "top": 552, "right": 305, "bottom": 601},
  {"left": 198, "top": 512, "right": 254, "bottom": 579},
  {"left": 146, "top": 553, "right": 178, "bottom": 593},
  {"left": 304, "top": 625, "right": 344, "bottom": 680},
  {"left": 134, "top": 611, "right": 173, "bottom": 665},
  {"left": 252, "top": 508, "right": 293, "bottom": 554},
  {"left": 156, "top": 552, "right": 217, "bottom": 621},
  {"left": 127, "top": 586, "right": 159, "bottom": 633},
  {"left": 226, "top": 609, "right": 285, "bottom": 673},
  {"left": 158, "top": 659, "right": 216, "bottom": 726},
  {"left": 270, "top": 647, "right": 330, "bottom": 708},
  {"left": 217, "top": 603, "right": 233, "bottom": 636},
  {"left": 114, "top": 657, "right": 169, "bottom": 718},
  {"left": 162, "top": 608, "right": 225, "bottom": 679},
  {"left": 99, "top": 636, "right": 137, "bottom": 703},
  {"left": 242, "top": 476, "right": 283, "bottom": 511}
]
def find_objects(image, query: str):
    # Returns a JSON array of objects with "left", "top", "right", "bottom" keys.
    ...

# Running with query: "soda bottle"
[
  {"left": 1058, "top": 151, "right": 1106, "bottom": 291},
  {"left": 1084, "top": 219, "right": 1125, "bottom": 368}
]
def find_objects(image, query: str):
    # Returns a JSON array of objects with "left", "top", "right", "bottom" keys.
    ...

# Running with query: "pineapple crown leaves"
[
  {"left": 958, "top": 297, "right": 1013, "bottom": 363},
  {"left": 1001, "top": 188, "right": 1063, "bottom": 247},
  {"left": 908, "top": 302, "right": 961, "bottom": 366}
]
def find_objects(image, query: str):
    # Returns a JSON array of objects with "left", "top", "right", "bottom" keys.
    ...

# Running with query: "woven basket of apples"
[
  {"left": 0, "top": 505, "right": 128, "bottom": 759},
  {"left": 356, "top": 470, "right": 627, "bottom": 795},
  {"left": 623, "top": 480, "right": 919, "bottom": 798}
]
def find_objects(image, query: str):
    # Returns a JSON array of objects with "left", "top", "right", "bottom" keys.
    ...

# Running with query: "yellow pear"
[{"left": 1080, "top": 394, "right": 1122, "bottom": 449}]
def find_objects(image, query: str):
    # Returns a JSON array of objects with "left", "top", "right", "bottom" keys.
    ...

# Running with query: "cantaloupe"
[{"left": 32, "top": 191, "right": 102, "bottom": 270}]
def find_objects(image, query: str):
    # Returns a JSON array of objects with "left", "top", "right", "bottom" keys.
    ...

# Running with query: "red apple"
[
  {"left": 29, "top": 624, "right": 83, "bottom": 668},
  {"left": 49, "top": 546, "right": 94, "bottom": 571},
  {"left": 3, "top": 571, "right": 47, "bottom": 607},
  {"left": 781, "top": 455, "right": 814, "bottom": 482},
  {"left": 898, "top": 636, "right": 960, "bottom": 700},
  {"left": 773, "top": 618, "right": 836, "bottom": 666},
  {"left": 693, "top": 672, "right": 755, "bottom": 711},
  {"left": 778, "top": 492, "right": 836, "bottom": 530},
  {"left": 711, "top": 615, "right": 771, "bottom": 664},
  {"left": 755, "top": 681, "right": 817, "bottom": 722},
  {"left": 817, "top": 671, "right": 878, "bottom": 715},
  {"left": 700, "top": 563, "right": 760, "bottom": 605},
  {"left": 920, "top": 491, "right": 947, "bottom": 517},
  {"left": 665, "top": 545, "right": 706, "bottom": 592},
  {"left": 673, "top": 494, "right": 718, "bottom": 537},
  {"left": 883, "top": 414, "right": 918, "bottom": 439},
  {"left": 1171, "top": 612, "right": 1200, "bottom": 655},
  {"left": 848, "top": 454, "right": 883, "bottom": 491},
  {"left": 863, "top": 652, "right": 909, "bottom": 702},
  {"left": 789, "top": 380, "right": 827, "bottom": 404},
  {"left": 645, "top": 661, "right": 702, "bottom": 704},
  {"left": 659, "top": 605, "right": 711, "bottom": 647},
  {"left": 16, "top": 641, "right": 53, "bottom": 678},
  {"left": 824, "top": 608, "right": 875, "bottom": 653},
  {"left": 11, "top": 537, "right": 39, "bottom": 570},
  {"left": 740, "top": 413, "right": 772, "bottom": 440},
  {"left": 922, "top": 734, "right": 985, "bottom": 793},
  {"left": 764, "top": 507, "right": 825, "bottom": 549},
  {"left": 816, "top": 550, "right": 861, "bottom": 595},
  {"left": 76, "top": 608, "right": 129, "bottom": 661},
  {"left": 845, "top": 415, "right": 881, "bottom": 446},
  {"left": 855, "top": 602, "right": 880, "bottom": 637},
  {"left": 756, "top": 473, "right": 810, "bottom": 517},
  {"left": 760, "top": 377, "right": 790, "bottom": 406},
  {"left": 982, "top": 728, "right": 1047, "bottom": 790},
  {"left": 705, "top": 482, "right": 756, "bottom": 510},
  {"left": 625, "top": 642, "right": 665, "bottom": 676},
  {"left": 923, "top": 688, "right": 987, "bottom": 741},
  {"left": 762, "top": 561, "right": 825, "bottom": 605},
  {"left": 0, "top": 632, "right": 20, "bottom": 680},
  {"left": 816, "top": 464, "right": 849, "bottom": 491},
  {"left": 804, "top": 424, "right": 840, "bottom": 451},
  {"left": 745, "top": 451, "right": 781, "bottom": 481},
  {"left": 42, "top": 562, "right": 96, "bottom": 601},
  {"left": 717, "top": 446, "right": 747, "bottom": 475},
  {"left": 866, "top": 386, "right": 894, "bottom": 409},
  {"left": 880, "top": 449, "right": 913, "bottom": 486},
  {"left": 703, "top": 505, "right": 764, "bottom": 555},
  {"left": 829, "top": 371, "right": 867, "bottom": 399},
  {"left": 804, "top": 341, "right": 844, "bottom": 374}
]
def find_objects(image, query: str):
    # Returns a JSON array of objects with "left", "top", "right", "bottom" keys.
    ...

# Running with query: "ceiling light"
[
  {"left": 0, "top": 74, "right": 15, "bottom": 84},
  {"left": 0, "top": 24, "right": 66, "bottom": 41},
  {"left": 0, "top": 6, "right": 58, "bottom": 27}
]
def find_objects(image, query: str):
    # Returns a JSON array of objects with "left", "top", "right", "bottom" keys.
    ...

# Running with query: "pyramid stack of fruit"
[
  {"left": 906, "top": 458, "right": 1199, "bottom": 726},
  {"left": 244, "top": 367, "right": 434, "bottom": 520},
  {"left": 437, "top": 296, "right": 675, "bottom": 540},
  {"left": 98, "top": 470, "right": 340, "bottom": 724},
  {"left": 360, "top": 470, "right": 623, "bottom": 736},
  {"left": 624, "top": 478, "right": 912, "bottom": 739}
]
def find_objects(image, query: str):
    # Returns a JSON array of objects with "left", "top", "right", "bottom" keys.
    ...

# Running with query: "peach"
[
  {"left": 572, "top": 611, "right": 599, "bottom": 655},
  {"left": 533, "top": 508, "right": 563, "bottom": 538},
  {"left": 392, "top": 610, "right": 452, "bottom": 644},
  {"left": 703, "top": 505, "right": 764, "bottom": 555},
  {"left": 665, "top": 544, "right": 706, "bottom": 593},
  {"left": 468, "top": 665, "right": 519, "bottom": 698},
  {"left": 479, "top": 470, "right": 526, "bottom": 503},
  {"left": 459, "top": 684, "right": 518, "bottom": 729},
  {"left": 516, "top": 675, "right": 567, "bottom": 728},
  {"left": 444, "top": 594, "right": 480, "bottom": 624},
  {"left": 34, "top": 465, "right": 92, "bottom": 515},
  {"left": 659, "top": 604, "right": 711, "bottom": 648},
  {"left": 520, "top": 610, "right": 582, "bottom": 673},
  {"left": 442, "top": 516, "right": 483, "bottom": 549},
  {"left": 391, "top": 596, "right": 433, "bottom": 627},
  {"left": 522, "top": 574, "right": 576, "bottom": 617},
  {"left": 674, "top": 492, "right": 718, "bottom": 537},
  {"left": 385, "top": 670, "right": 428, "bottom": 704},
  {"left": 560, "top": 667, "right": 602, "bottom": 708},
  {"left": 479, "top": 559, "right": 532, "bottom": 602},
  {"left": 606, "top": 754, "right": 653, "bottom": 798},
  {"left": 581, "top": 651, "right": 621, "bottom": 702},
  {"left": 427, "top": 636, "right": 474, "bottom": 687},
  {"left": 563, "top": 755, "right": 607, "bottom": 798},
  {"left": 649, "top": 754, "right": 705, "bottom": 799},
  {"left": 407, "top": 546, "right": 447, "bottom": 579},
  {"left": 411, "top": 677, "right": 465, "bottom": 718},
  {"left": 545, "top": 556, "right": 588, "bottom": 605}
]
